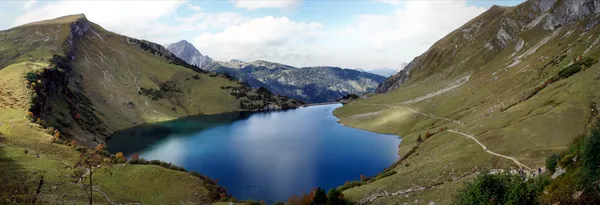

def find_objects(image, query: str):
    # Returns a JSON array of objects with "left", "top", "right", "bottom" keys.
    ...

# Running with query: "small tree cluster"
[
  {"left": 455, "top": 172, "right": 546, "bottom": 205},
  {"left": 286, "top": 187, "right": 334, "bottom": 205},
  {"left": 115, "top": 152, "right": 127, "bottom": 163}
]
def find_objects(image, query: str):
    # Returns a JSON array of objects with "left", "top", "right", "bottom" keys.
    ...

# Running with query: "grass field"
[{"left": 333, "top": 2, "right": 600, "bottom": 204}]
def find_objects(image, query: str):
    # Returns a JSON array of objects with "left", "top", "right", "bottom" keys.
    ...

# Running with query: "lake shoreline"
[{"left": 108, "top": 104, "right": 401, "bottom": 203}]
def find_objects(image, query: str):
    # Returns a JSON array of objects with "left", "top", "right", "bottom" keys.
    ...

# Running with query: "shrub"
[
  {"left": 53, "top": 130, "right": 61, "bottom": 141},
  {"left": 115, "top": 152, "right": 127, "bottom": 162},
  {"left": 558, "top": 153, "right": 575, "bottom": 168},
  {"left": 228, "top": 197, "right": 238, "bottom": 202},
  {"left": 131, "top": 153, "right": 140, "bottom": 160},
  {"left": 337, "top": 180, "right": 364, "bottom": 191},
  {"left": 558, "top": 57, "right": 598, "bottom": 78},
  {"left": 375, "top": 170, "right": 397, "bottom": 180},
  {"left": 46, "top": 127, "right": 55, "bottom": 135},
  {"left": 579, "top": 121, "right": 600, "bottom": 189},
  {"left": 97, "top": 150, "right": 111, "bottom": 158},
  {"left": 74, "top": 146, "right": 87, "bottom": 153},
  {"left": 243, "top": 200, "right": 261, "bottom": 205},
  {"left": 326, "top": 188, "right": 350, "bottom": 205},
  {"left": 128, "top": 158, "right": 149, "bottom": 165},
  {"left": 580, "top": 57, "right": 598, "bottom": 68},
  {"left": 455, "top": 172, "right": 544, "bottom": 205},
  {"left": 314, "top": 187, "right": 327, "bottom": 205},
  {"left": 558, "top": 63, "right": 582, "bottom": 78},
  {"left": 95, "top": 143, "right": 104, "bottom": 151},
  {"left": 545, "top": 153, "right": 560, "bottom": 173}
]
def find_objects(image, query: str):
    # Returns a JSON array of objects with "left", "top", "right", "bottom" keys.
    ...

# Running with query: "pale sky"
[{"left": 1, "top": 0, "right": 524, "bottom": 70}]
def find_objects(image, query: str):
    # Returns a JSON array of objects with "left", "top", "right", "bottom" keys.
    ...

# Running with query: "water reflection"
[{"left": 107, "top": 104, "right": 401, "bottom": 203}]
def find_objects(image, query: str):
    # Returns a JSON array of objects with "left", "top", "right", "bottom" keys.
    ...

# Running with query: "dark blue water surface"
[{"left": 107, "top": 104, "right": 401, "bottom": 203}]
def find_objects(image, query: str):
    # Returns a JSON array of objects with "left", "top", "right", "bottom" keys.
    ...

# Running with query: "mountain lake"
[{"left": 107, "top": 104, "right": 401, "bottom": 203}]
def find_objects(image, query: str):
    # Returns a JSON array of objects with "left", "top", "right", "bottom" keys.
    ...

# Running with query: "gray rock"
[{"left": 166, "top": 40, "right": 213, "bottom": 68}]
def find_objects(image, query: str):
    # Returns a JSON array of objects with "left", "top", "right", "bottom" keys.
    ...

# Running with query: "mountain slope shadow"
[
  {"left": 0, "top": 135, "right": 39, "bottom": 204},
  {"left": 107, "top": 111, "right": 253, "bottom": 155}
]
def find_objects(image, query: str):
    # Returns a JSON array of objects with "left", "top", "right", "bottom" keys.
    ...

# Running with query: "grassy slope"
[
  {"left": 0, "top": 15, "right": 239, "bottom": 204},
  {"left": 71, "top": 21, "right": 240, "bottom": 135},
  {"left": 334, "top": 1, "right": 600, "bottom": 204}
]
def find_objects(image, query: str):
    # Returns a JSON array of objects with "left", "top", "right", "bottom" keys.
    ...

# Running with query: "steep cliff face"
[{"left": 166, "top": 40, "right": 214, "bottom": 68}]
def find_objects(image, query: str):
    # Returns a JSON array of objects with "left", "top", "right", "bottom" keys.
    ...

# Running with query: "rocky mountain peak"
[{"left": 166, "top": 40, "right": 213, "bottom": 68}]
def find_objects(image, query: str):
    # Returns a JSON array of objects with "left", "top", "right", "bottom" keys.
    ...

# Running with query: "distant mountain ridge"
[
  {"left": 367, "top": 68, "right": 397, "bottom": 77},
  {"left": 167, "top": 42, "right": 386, "bottom": 103}
]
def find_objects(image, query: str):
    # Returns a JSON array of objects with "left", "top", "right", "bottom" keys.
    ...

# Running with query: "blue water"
[{"left": 107, "top": 104, "right": 401, "bottom": 203}]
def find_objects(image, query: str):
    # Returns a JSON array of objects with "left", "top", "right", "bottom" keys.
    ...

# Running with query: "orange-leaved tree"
[
  {"left": 95, "top": 143, "right": 104, "bottom": 151},
  {"left": 74, "top": 149, "right": 111, "bottom": 205},
  {"left": 115, "top": 152, "right": 128, "bottom": 163}
]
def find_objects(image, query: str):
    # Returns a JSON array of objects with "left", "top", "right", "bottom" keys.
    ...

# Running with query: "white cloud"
[
  {"left": 14, "top": 0, "right": 186, "bottom": 43},
  {"left": 232, "top": 0, "right": 301, "bottom": 10},
  {"left": 23, "top": 0, "right": 37, "bottom": 9},
  {"left": 194, "top": 16, "right": 322, "bottom": 61},
  {"left": 186, "top": 4, "right": 202, "bottom": 12},
  {"left": 192, "top": 0, "right": 486, "bottom": 69},
  {"left": 310, "top": 0, "right": 487, "bottom": 69},
  {"left": 176, "top": 12, "right": 248, "bottom": 30}
]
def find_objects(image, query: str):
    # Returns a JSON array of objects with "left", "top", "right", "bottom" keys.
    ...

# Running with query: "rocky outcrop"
[
  {"left": 542, "top": 0, "right": 599, "bottom": 30},
  {"left": 166, "top": 40, "right": 213, "bottom": 68}
]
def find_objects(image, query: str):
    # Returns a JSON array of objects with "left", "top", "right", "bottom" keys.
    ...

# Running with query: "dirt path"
[
  {"left": 401, "top": 75, "right": 471, "bottom": 105},
  {"left": 355, "top": 103, "right": 531, "bottom": 170},
  {"left": 73, "top": 167, "right": 121, "bottom": 205},
  {"left": 356, "top": 100, "right": 532, "bottom": 170},
  {"left": 447, "top": 129, "right": 531, "bottom": 170}
]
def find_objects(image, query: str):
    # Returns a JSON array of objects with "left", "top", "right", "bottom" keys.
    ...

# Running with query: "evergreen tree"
[
  {"left": 312, "top": 187, "right": 327, "bottom": 205},
  {"left": 326, "top": 188, "right": 344, "bottom": 205}
]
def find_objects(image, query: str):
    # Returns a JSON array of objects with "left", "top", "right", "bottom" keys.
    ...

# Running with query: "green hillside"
[
  {"left": 334, "top": 0, "right": 600, "bottom": 204},
  {"left": 0, "top": 14, "right": 299, "bottom": 204}
]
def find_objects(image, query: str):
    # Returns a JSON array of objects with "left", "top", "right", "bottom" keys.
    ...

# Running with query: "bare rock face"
[
  {"left": 166, "top": 40, "right": 213, "bottom": 68},
  {"left": 67, "top": 15, "right": 91, "bottom": 59},
  {"left": 543, "top": 0, "right": 600, "bottom": 30},
  {"left": 70, "top": 18, "right": 90, "bottom": 37}
]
